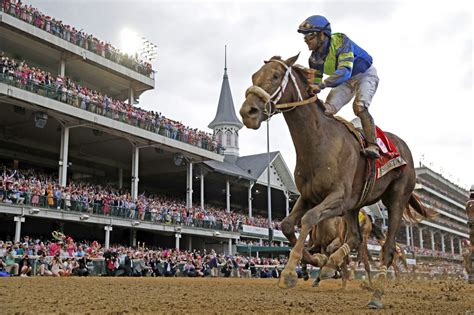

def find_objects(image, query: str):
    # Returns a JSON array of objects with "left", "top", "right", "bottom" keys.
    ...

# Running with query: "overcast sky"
[{"left": 27, "top": 0, "right": 473, "bottom": 189}]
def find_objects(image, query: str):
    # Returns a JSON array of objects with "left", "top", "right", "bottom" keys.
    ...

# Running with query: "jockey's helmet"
[{"left": 297, "top": 15, "right": 331, "bottom": 37}]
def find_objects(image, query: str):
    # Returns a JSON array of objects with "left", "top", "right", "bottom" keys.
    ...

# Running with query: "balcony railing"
[
  {"left": 1, "top": 194, "right": 240, "bottom": 232},
  {"left": 0, "top": 73, "right": 221, "bottom": 153}
]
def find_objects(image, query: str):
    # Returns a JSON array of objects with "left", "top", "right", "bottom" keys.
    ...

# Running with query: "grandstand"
[
  {"left": 391, "top": 164, "right": 469, "bottom": 261},
  {"left": 0, "top": 1, "right": 469, "bottom": 263},
  {"left": 0, "top": 2, "right": 297, "bottom": 256}
]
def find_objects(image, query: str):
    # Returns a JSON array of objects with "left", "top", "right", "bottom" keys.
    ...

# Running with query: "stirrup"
[{"left": 361, "top": 145, "right": 380, "bottom": 159}]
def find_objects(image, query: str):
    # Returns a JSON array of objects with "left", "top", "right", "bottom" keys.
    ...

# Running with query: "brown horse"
[
  {"left": 239, "top": 54, "right": 436, "bottom": 308},
  {"left": 306, "top": 209, "right": 384, "bottom": 288},
  {"left": 390, "top": 243, "right": 409, "bottom": 278}
]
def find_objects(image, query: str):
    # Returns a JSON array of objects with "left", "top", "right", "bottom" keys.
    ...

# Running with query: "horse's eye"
[{"left": 273, "top": 74, "right": 279, "bottom": 80}]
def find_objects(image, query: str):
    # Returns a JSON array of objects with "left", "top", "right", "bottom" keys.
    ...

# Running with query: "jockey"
[{"left": 298, "top": 15, "right": 380, "bottom": 159}]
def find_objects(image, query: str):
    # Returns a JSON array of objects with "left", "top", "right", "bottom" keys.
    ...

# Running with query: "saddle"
[{"left": 334, "top": 116, "right": 407, "bottom": 207}]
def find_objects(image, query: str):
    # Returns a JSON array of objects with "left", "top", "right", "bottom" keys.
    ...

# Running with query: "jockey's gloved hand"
[
  {"left": 309, "top": 82, "right": 325, "bottom": 95},
  {"left": 304, "top": 68, "right": 318, "bottom": 82}
]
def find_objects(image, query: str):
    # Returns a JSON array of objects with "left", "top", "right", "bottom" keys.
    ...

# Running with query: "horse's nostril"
[{"left": 248, "top": 107, "right": 259, "bottom": 116}]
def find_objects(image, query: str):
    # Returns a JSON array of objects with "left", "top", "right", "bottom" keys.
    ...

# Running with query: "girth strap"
[{"left": 356, "top": 159, "right": 376, "bottom": 209}]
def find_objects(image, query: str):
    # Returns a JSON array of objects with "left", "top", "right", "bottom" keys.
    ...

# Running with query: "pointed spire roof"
[{"left": 208, "top": 46, "right": 244, "bottom": 129}]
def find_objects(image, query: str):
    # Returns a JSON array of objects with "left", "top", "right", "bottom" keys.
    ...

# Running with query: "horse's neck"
[{"left": 283, "top": 102, "right": 330, "bottom": 159}]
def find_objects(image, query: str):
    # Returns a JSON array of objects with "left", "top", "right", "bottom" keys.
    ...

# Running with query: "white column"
[
  {"left": 419, "top": 228, "right": 424, "bottom": 249},
  {"left": 410, "top": 225, "right": 414, "bottom": 248},
  {"left": 118, "top": 168, "right": 123, "bottom": 189},
  {"left": 248, "top": 181, "right": 254, "bottom": 218},
  {"left": 228, "top": 238, "right": 232, "bottom": 255},
  {"left": 200, "top": 171, "right": 204, "bottom": 210},
  {"left": 14, "top": 216, "right": 25, "bottom": 243},
  {"left": 130, "top": 229, "right": 137, "bottom": 247},
  {"left": 131, "top": 146, "right": 139, "bottom": 200},
  {"left": 58, "top": 130, "right": 64, "bottom": 185},
  {"left": 458, "top": 239, "right": 462, "bottom": 255},
  {"left": 186, "top": 162, "right": 193, "bottom": 210},
  {"left": 104, "top": 225, "right": 113, "bottom": 249},
  {"left": 187, "top": 236, "right": 192, "bottom": 251},
  {"left": 431, "top": 230, "right": 435, "bottom": 250},
  {"left": 58, "top": 126, "right": 70, "bottom": 187},
  {"left": 450, "top": 236, "right": 454, "bottom": 256},
  {"left": 226, "top": 179, "right": 230, "bottom": 213},
  {"left": 405, "top": 225, "right": 410, "bottom": 246},
  {"left": 129, "top": 85, "right": 135, "bottom": 105},
  {"left": 131, "top": 150, "right": 135, "bottom": 198},
  {"left": 441, "top": 234, "right": 445, "bottom": 252},
  {"left": 59, "top": 58, "right": 65, "bottom": 77},
  {"left": 175, "top": 233, "right": 181, "bottom": 250},
  {"left": 285, "top": 191, "right": 290, "bottom": 217}
]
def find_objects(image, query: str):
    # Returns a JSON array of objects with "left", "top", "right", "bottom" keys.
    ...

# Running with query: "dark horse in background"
[{"left": 239, "top": 54, "right": 436, "bottom": 309}]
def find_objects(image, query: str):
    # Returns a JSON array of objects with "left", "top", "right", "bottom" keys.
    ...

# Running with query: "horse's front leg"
[
  {"left": 361, "top": 233, "right": 372, "bottom": 284},
  {"left": 279, "top": 192, "right": 345, "bottom": 289},
  {"left": 281, "top": 197, "right": 322, "bottom": 268},
  {"left": 320, "top": 209, "right": 361, "bottom": 280}
]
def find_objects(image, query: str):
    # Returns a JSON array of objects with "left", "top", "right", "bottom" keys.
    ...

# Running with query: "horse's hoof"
[
  {"left": 360, "top": 281, "right": 374, "bottom": 292},
  {"left": 278, "top": 270, "right": 298, "bottom": 289},
  {"left": 312, "top": 278, "right": 320, "bottom": 287},
  {"left": 303, "top": 274, "right": 309, "bottom": 281},
  {"left": 367, "top": 299, "right": 383, "bottom": 309},
  {"left": 319, "top": 265, "right": 337, "bottom": 280}
]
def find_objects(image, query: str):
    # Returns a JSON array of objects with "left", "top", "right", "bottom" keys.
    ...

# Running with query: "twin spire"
[{"left": 208, "top": 45, "right": 243, "bottom": 161}]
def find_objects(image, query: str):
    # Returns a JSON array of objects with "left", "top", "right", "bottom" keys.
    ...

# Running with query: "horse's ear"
[{"left": 285, "top": 53, "right": 300, "bottom": 67}]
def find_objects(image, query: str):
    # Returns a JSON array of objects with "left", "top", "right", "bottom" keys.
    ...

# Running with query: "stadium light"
[
  {"left": 120, "top": 29, "right": 157, "bottom": 63},
  {"left": 29, "top": 208, "right": 40, "bottom": 214},
  {"left": 80, "top": 214, "right": 90, "bottom": 221},
  {"left": 120, "top": 28, "right": 141, "bottom": 56}
]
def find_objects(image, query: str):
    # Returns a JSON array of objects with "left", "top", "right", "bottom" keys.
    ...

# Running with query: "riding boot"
[{"left": 358, "top": 110, "right": 380, "bottom": 159}]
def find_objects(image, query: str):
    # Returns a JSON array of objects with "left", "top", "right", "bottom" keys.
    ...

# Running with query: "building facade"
[{"left": 395, "top": 165, "right": 469, "bottom": 259}]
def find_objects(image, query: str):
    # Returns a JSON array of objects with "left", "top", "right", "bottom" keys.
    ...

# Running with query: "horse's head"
[{"left": 240, "top": 53, "right": 309, "bottom": 129}]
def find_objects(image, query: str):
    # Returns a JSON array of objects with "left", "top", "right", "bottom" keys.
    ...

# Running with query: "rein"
[{"left": 245, "top": 59, "right": 318, "bottom": 117}]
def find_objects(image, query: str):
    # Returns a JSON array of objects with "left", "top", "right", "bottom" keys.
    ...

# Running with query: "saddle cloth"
[{"left": 335, "top": 116, "right": 407, "bottom": 180}]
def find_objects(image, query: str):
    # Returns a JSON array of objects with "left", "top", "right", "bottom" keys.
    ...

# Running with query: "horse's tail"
[
  {"left": 370, "top": 221, "right": 385, "bottom": 243},
  {"left": 403, "top": 193, "right": 438, "bottom": 224}
]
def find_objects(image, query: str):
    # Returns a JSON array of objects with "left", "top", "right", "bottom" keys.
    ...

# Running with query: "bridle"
[{"left": 245, "top": 59, "right": 318, "bottom": 118}]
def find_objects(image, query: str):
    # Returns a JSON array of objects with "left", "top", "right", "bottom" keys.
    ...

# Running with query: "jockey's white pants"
[{"left": 325, "top": 65, "right": 379, "bottom": 113}]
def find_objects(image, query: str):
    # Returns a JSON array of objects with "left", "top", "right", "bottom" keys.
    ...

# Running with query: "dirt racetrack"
[{"left": 1, "top": 277, "right": 473, "bottom": 314}]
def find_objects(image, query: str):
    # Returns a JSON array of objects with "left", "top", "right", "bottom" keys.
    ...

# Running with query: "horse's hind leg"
[
  {"left": 361, "top": 235, "right": 372, "bottom": 284},
  {"left": 279, "top": 192, "right": 345, "bottom": 289},
  {"left": 368, "top": 189, "right": 409, "bottom": 309},
  {"left": 320, "top": 209, "right": 361, "bottom": 280},
  {"left": 392, "top": 259, "right": 400, "bottom": 279},
  {"left": 340, "top": 256, "right": 351, "bottom": 290}
]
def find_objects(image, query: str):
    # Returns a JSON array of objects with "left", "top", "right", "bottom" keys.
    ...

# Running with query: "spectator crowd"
[
  {"left": 410, "top": 245, "right": 463, "bottom": 260},
  {"left": 1, "top": 0, "right": 153, "bottom": 77},
  {"left": 1, "top": 53, "right": 220, "bottom": 153},
  {"left": 0, "top": 165, "right": 283, "bottom": 233},
  {"left": 0, "top": 235, "right": 288, "bottom": 279},
  {"left": 1, "top": 234, "right": 467, "bottom": 280}
]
